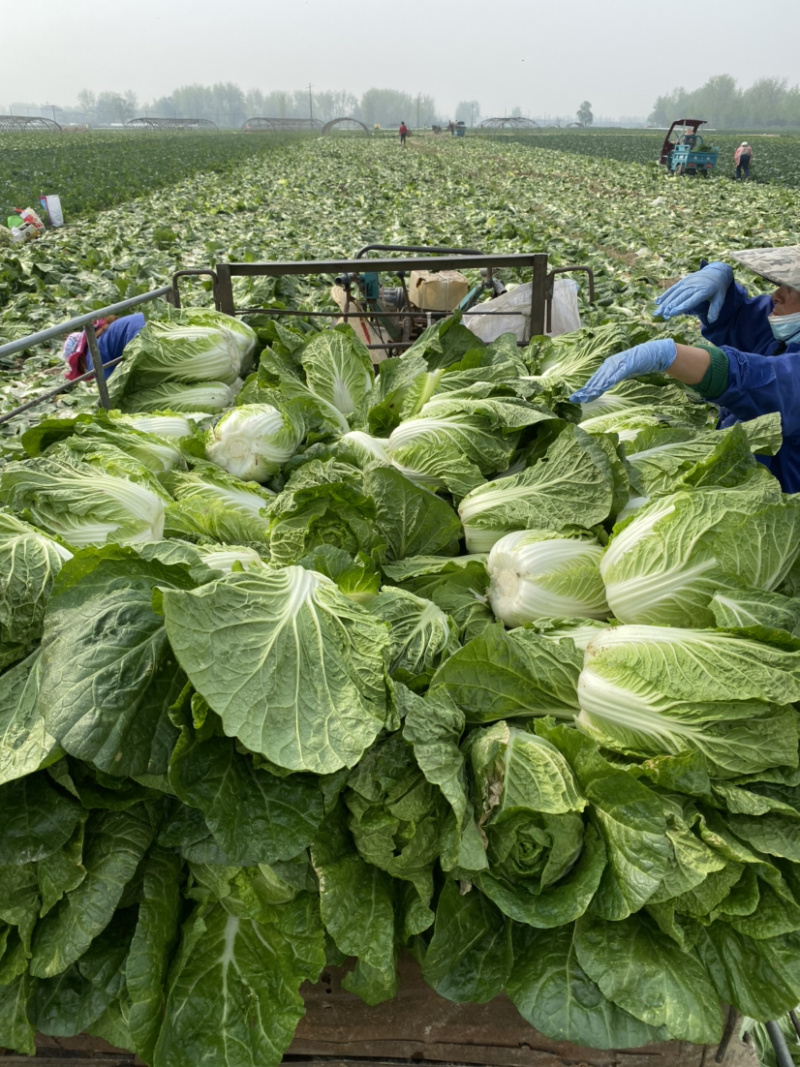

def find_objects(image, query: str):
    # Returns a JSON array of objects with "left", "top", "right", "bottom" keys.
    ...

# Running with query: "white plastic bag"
[
  {"left": 549, "top": 277, "right": 581, "bottom": 335},
  {"left": 464, "top": 276, "right": 581, "bottom": 342},
  {"left": 41, "top": 194, "right": 64, "bottom": 227}
]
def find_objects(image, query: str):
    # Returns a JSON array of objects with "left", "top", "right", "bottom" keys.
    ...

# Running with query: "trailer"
[{"left": 0, "top": 251, "right": 795, "bottom": 1067}]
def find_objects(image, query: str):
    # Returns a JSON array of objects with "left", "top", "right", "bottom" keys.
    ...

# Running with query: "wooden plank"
[
  {"left": 289, "top": 957, "right": 758, "bottom": 1067},
  {"left": 2, "top": 957, "right": 758, "bottom": 1067},
  {"left": 30, "top": 1033, "right": 137, "bottom": 1060},
  {"left": 0, "top": 1060, "right": 133, "bottom": 1066},
  {"left": 0, "top": 1032, "right": 141, "bottom": 1063}
]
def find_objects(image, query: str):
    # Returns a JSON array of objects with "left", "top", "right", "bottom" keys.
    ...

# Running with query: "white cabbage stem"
[
  {"left": 488, "top": 530, "right": 609, "bottom": 626},
  {"left": 206, "top": 404, "right": 304, "bottom": 482},
  {"left": 198, "top": 546, "right": 266, "bottom": 572}
]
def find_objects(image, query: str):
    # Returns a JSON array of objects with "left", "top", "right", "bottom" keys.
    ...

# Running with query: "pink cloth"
[
  {"left": 61, "top": 319, "right": 109, "bottom": 380},
  {"left": 62, "top": 331, "right": 88, "bottom": 380},
  {"left": 734, "top": 145, "right": 753, "bottom": 165}
]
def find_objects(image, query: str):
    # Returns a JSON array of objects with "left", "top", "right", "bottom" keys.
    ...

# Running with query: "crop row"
[{"left": 0, "top": 130, "right": 302, "bottom": 219}]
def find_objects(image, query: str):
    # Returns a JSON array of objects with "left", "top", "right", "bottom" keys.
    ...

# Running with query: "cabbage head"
[
  {"left": 300, "top": 328, "right": 375, "bottom": 418},
  {"left": 205, "top": 403, "right": 305, "bottom": 482},
  {"left": 600, "top": 482, "right": 800, "bottom": 626},
  {"left": 465, "top": 722, "right": 605, "bottom": 927},
  {"left": 0, "top": 512, "right": 72, "bottom": 670},
  {"left": 576, "top": 624, "right": 800, "bottom": 776},
  {"left": 487, "top": 529, "right": 608, "bottom": 626},
  {"left": 0, "top": 457, "right": 170, "bottom": 548},
  {"left": 126, "top": 322, "right": 242, "bottom": 384},
  {"left": 123, "top": 380, "right": 241, "bottom": 414},
  {"left": 164, "top": 463, "right": 274, "bottom": 545}
]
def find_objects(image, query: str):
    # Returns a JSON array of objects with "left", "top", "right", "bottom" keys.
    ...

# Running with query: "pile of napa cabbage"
[{"left": 1, "top": 312, "right": 799, "bottom": 1067}]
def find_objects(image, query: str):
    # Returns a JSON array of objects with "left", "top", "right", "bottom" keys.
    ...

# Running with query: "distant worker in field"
[
  {"left": 569, "top": 247, "right": 800, "bottom": 492},
  {"left": 63, "top": 312, "right": 145, "bottom": 380},
  {"left": 735, "top": 142, "right": 753, "bottom": 180},
  {"left": 448, "top": 120, "right": 456, "bottom": 136},
  {"left": 399, "top": 121, "right": 408, "bottom": 146}
]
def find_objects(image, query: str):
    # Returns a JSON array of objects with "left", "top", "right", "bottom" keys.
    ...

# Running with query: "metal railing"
[
  {"left": 2, "top": 250, "right": 596, "bottom": 428},
  {"left": 210, "top": 253, "right": 552, "bottom": 335},
  {"left": 0, "top": 287, "right": 174, "bottom": 427}
]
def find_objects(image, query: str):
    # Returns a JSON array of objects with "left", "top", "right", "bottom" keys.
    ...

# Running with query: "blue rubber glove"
[
  {"left": 569, "top": 339, "right": 678, "bottom": 404},
  {"left": 654, "top": 261, "right": 733, "bottom": 323}
]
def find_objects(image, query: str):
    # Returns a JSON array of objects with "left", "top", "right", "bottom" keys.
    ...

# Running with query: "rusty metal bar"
[
  {"left": 529, "top": 253, "right": 548, "bottom": 337},
  {"left": 84, "top": 323, "right": 111, "bottom": 409},
  {"left": 215, "top": 264, "right": 234, "bottom": 315},
  {"left": 549, "top": 264, "right": 596, "bottom": 303},
  {"left": 216, "top": 253, "right": 545, "bottom": 278},
  {"left": 171, "top": 268, "right": 220, "bottom": 310},
  {"left": 231, "top": 307, "right": 527, "bottom": 319},
  {"left": 354, "top": 243, "right": 485, "bottom": 258}
]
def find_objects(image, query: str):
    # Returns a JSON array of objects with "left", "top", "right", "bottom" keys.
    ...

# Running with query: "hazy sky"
[{"left": 3, "top": 0, "right": 799, "bottom": 120}]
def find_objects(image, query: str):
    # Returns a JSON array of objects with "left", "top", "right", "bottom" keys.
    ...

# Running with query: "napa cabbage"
[
  {"left": 163, "top": 463, "right": 274, "bottom": 545},
  {"left": 196, "top": 545, "right": 267, "bottom": 572},
  {"left": 464, "top": 721, "right": 604, "bottom": 928},
  {"left": 0, "top": 512, "right": 72, "bottom": 670},
  {"left": 205, "top": 403, "right": 305, "bottom": 482},
  {"left": 114, "top": 412, "right": 202, "bottom": 438},
  {"left": 169, "top": 306, "right": 257, "bottom": 375},
  {"left": 525, "top": 323, "right": 645, "bottom": 392},
  {"left": 299, "top": 328, "right": 375, "bottom": 418},
  {"left": 600, "top": 481, "right": 800, "bottom": 626},
  {"left": 458, "top": 427, "right": 616, "bottom": 552},
  {"left": 122, "top": 380, "right": 242, "bottom": 414},
  {"left": 368, "top": 587, "right": 460, "bottom": 688},
  {"left": 124, "top": 321, "right": 242, "bottom": 384},
  {"left": 576, "top": 624, "right": 800, "bottom": 775},
  {"left": 0, "top": 457, "right": 170, "bottom": 548},
  {"left": 487, "top": 529, "right": 609, "bottom": 626}
]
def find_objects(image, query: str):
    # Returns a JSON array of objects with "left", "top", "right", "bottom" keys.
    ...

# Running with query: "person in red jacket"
[{"left": 398, "top": 121, "right": 408, "bottom": 146}]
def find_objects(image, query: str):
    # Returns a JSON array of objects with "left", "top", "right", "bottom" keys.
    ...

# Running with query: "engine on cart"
[{"left": 330, "top": 244, "right": 506, "bottom": 357}]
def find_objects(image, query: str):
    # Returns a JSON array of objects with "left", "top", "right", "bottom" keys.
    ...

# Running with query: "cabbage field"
[
  {"left": 2, "top": 133, "right": 800, "bottom": 1065},
  {"left": 491, "top": 129, "right": 800, "bottom": 187}
]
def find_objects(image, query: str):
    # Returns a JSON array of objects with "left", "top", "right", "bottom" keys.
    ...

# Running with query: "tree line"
[
  {"left": 9, "top": 85, "right": 486, "bottom": 130},
  {"left": 650, "top": 75, "right": 800, "bottom": 128}
]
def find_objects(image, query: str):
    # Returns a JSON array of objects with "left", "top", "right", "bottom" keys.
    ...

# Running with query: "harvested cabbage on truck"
[{"left": 2, "top": 314, "right": 800, "bottom": 1067}]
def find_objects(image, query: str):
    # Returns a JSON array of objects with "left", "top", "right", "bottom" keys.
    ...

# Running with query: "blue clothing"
[
  {"left": 697, "top": 281, "right": 800, "bottom": 492},
  {"left": 86, "top": 313, "right": 145, "bottom": 377}
]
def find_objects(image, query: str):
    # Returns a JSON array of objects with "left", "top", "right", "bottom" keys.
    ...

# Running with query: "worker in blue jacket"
[
  {"left": 63, "top": 312, "right": 145, "bottom": 380},
  {"left": 570, "top": 245, "right": 800, "bottom": 492},
  {"left": 89, "top": 312, "right": 145, "bottom": 371}
]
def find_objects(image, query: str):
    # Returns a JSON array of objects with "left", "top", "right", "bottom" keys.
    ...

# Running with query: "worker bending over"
[
  {"left": 570, "top": 247, "right": 800, "bottom": 492},
  {"left": 734, "top": 142, "right": 753, "bottom": 180},
  {"left": 63, "top": 312, "right": 145, "bottom": 379}
]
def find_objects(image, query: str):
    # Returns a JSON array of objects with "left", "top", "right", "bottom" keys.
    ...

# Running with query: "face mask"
[{"left": 768, "top": 309, "right": 800, "bottom": 343}]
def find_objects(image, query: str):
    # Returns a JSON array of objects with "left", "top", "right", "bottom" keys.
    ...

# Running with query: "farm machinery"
[
  {"left": 329, "top": 244, "right": 509, "bottom": 351},
  {"left": 183, "top": 245, "right": 595, "bottom": 362},
  {"left": 659, "top": 118, "right": 718, "bottom": 176},
  {"left": 0, "top": 246, "right": 596, "bottom": 421}
]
